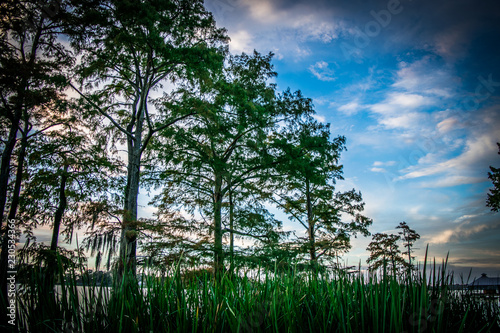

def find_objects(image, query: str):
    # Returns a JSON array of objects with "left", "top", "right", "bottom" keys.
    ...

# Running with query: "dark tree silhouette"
[
  {"left": 487, "top": 143, "right": 500, "bottom": 212},
  {"left": 366, "top": 232, "right": 405, "bottom": 273},
  {"left": 396, "top": 221, "right": 420, "bottom": 272}
]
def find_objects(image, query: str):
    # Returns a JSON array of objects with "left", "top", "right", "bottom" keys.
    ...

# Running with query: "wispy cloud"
[
  {"left": 436, "top": 117, "right": 462, "bottom": 133},
  {"left": 338, "top": 100, "right": 361, "bottom": 115},
  {"left": 427, "top": 221, "right": 498, "bottom": 244},
  {"left": 369, "top": 92, "right": 434, "bottom": 129},
  {"left": 399, "top": 132, "right": 499, "bottom": 186},
  {"left": 207, "top": 0, "right": 349, "bottom": 60},
  {"left": 241, "top": 0, "right": 343, "bottom": 42},
  {"left": 374, "top": 161, "right": 396, "bottom": 167},
  {"left": 392, "top": 57, "right": 458, "bottom": 98},
  {"left": 370, "top": 161, "right": 396, "bottom": 173},
  {"left": 309, "top": 61, "right": 336, "bottom": 82}
]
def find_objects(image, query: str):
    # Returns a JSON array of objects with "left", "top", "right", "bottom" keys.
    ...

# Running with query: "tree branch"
[{"left": 68, "top": 82, "right": 134, "bottom": 140}]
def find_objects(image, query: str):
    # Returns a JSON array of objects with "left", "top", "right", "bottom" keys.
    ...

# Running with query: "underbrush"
[{"left": 9, "top": 259, "right": 500, "bottom": 332}]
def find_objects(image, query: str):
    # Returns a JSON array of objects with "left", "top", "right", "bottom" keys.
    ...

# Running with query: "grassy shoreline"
[{"left": 9, "top": 260, "right": 500, "bottom": 333}]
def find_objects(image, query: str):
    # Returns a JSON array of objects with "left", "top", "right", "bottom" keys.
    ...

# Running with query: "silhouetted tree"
[
  {"left": 487, "top": 143, "right": 500, "bottom": 212},
  {"left": 0, "top": 0, "right": 75, "bottom": 311},
  {"left": 366, "top": 232, "right": 405, "bottom": 274},
  {"left": 396, "top": 221, "right": 420, "bottom": 272}
]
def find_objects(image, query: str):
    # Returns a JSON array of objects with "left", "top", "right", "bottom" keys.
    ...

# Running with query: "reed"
[{"left": 13, "top": 255, "right": 500, "bottom": 332}]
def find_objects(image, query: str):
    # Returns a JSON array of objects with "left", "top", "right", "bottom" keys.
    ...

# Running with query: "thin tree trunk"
[
  {"left": 407, "top": 240, "right": 412, "bottom": 277},
  {"left": 229, "top": 186, "right": 234, "bottom": 275},
  {"left": 0, "top": 115, "right": 20, "bottom": 227},
  {"left": 45, "top": 164, "right": 68, "bottom": 293},
  {"left": 50, "top": 164, "right": 69, "bottom": 253},
  {"left": 305, "top": 178, "right": 316, "bottom": 267},
  {"left": 0, "top": 16, "right": 43, "bottom": 228},
  {"left": 0, "top": 116, "right": 29, "bottom": 306},
  {"left": 213, "top": 174, "right": 224, "bottom": 277}
]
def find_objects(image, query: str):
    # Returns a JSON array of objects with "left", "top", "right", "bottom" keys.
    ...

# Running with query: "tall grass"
[{"left": 12, "top": 257, "right": 500, "bottom": 333}]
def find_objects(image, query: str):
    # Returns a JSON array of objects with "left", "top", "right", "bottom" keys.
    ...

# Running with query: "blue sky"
[{"left": 204, "top": 0, "right": 500, "bottom": 276}]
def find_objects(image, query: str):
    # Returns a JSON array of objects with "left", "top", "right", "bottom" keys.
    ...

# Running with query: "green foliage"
[
  {"left": 19, "top": 121, "right": 120, "bottom": 242},
  {"left": 69, "top": 0, "right": 229, "bottom": 276},
  {"left": 4, "top": 4, "right": 482, "bottom": 332},
  {"left": 367, "top": 222, "right": 421, "bottom": 274},
  {"left": 367, "top": 232, "right": 405, "bottom": 273},
  {"left": 147, "top": 51, "right": 294, "bottom": 272},
  {"left": 268, "top": 115, "right": 372, "bottom": 268},
  {"left": 0, "top": 0, "right": 82, "bottom": 310}
]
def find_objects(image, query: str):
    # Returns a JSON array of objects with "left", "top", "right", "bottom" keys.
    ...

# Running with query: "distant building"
[{"left": 469, "top": 273, "right": 500, "bottom": 294}]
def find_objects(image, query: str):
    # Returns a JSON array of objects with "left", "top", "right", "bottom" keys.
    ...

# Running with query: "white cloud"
[
  {"left": 399, "top": 132, "right": 499, "bottom": 187},
  {"left": 369, "top": 161, "right": 397, "bottom": 173},
  {"left": 368, "top": 92, "right": 435, "bottom": 130},
  {"left": 309, "top": 61, "right": 336, "bottom": 81},
  {"left": 373, "top": 161, "right": 396, "bottom": 167},
  {"left": 292, "top": 16, "right": 340, "bottom": 43},
  {"left": 379, "top": 112, "right": 423, "bottom": 129},
  {"left": 312, "top": 114, "right": 326, "bottom": 123},
  {"left": 418, "top": 176, "right": 485, "bottom": 188},
  {"left": 211, "top": 0, "right": 347, "bottom": 61},
  {"left": 338, "top": 100, "right": 361, "bottom": 116},
  {"left": 427, "top": 229, "right": 455, "bottom": 244},
  {"left": 229, "top": 30, "right": 253, "bottom": 54},
  {"left": 392, "top": 57, "right": 458, "bottom": 98},
  {"left": 371, "top": 93, "right": 434, "bottom": 115},
  {"left": 437, "top": 117, "right": 461, "bottom": 133},
  {"left": 294, "top": 46, "right": 311, "bottom": 58},
  {"left": 241, "top": 0, "right": 342, "bottom": 42},
  {"left": 243, "top": 0, "right": 280, "bottom": 23},
  {"left": 453, "top": 214, "right": 483, "bottom": 223}
]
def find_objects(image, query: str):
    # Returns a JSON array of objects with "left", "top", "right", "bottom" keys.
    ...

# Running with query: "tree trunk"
[
  {"left": 0, "top": 114, "right": 20, "bottom": 228},
  {"left": 47, "top": 164, "right": 68, "bottom": 279},
  {"left": 229, "top": 186, "right": 234, "bottom": 275},
  {"left": 0, "top": 16, "right": 42, "bottom": 229},
  {"left": 118, "top": 141, "right": 141, "bottom": 278},
  {"left": 213, "top": 174, "right": 224, "bottom": 277},
  {"left": 118, "top": 95, "right": 146, "bottom": 279},
  {"left": 50, "top": 165, "right": 69, "bottom": 253},
  {"left": 305, "top": 178, "right": 316, "bottom": 266},
  {"left": 44, "top": 164, "right": 68, "bottom": 296},
  {"left": 0, "top": 117, "right": 29, "bottom": 306}
]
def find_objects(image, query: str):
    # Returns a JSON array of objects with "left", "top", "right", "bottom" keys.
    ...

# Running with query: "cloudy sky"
[{"left": 203, "top": 0, "right": 500, "bottom": 277}]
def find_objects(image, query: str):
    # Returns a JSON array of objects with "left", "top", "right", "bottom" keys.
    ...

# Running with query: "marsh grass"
[{"left": 12, "top": 256, "right": 500, "bottom": 333}]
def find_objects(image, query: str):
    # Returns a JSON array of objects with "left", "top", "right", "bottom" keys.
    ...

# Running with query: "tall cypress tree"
[
  {"left": 269, "top": 117, "right": 371, "bottom": 270},
  {"left": 70, "top": 0, "right": 228, "bottom": 277},
  {"left": 150, "top": 52, "right": 299, "bottom": 275}
]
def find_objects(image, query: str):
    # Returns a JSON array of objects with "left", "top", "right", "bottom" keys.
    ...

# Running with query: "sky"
[
  {"left": 201, "top": 0, "right": 500, "bottom": 277},
  {"left": 23, "top": 0, "right": 500, "bottom": 279}
]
